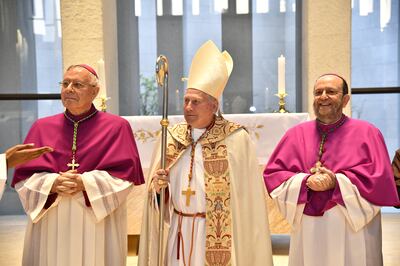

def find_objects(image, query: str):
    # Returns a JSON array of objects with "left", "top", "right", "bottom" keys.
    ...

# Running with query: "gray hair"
[
  {"left": 206, "top": 94, "right": 222, "bottom": 116},
  {"left": 67, "top": 65, "right": 99, "bottom": 87}
]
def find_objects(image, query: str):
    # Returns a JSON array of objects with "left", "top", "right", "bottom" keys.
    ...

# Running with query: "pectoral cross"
[
  {"left": 67, "top": 158, "right": 80, "bottom": 170},
  {"left": 310, "top": 161, "right": 322, "bottom": 174},
  {"left": 182, "top": 187, "right": 196, "bottom": 206}
]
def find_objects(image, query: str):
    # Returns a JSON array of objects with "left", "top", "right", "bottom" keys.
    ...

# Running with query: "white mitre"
[{"left": 187, "top": 40, "right": 233, "bottom": 101}]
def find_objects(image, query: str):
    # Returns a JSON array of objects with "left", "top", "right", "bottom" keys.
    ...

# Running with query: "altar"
[{"left": 124, "top": 113, "right": 309, "bottom": 235}]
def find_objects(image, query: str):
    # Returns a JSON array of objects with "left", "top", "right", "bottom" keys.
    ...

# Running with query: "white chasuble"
[
  {"left": 270, "top": 173, "right": 382, "bottom": 266},
  {"left": 15, "top": 170, "right": 132, "bottom": 266},
  {"left": 138, "top": 125, "right": 273, "bottom": 266}
]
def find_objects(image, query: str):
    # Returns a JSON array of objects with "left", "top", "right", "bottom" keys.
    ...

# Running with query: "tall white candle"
[
  {"left": 97, "top": 59, "right": 107, "bottom": 99},
  {"left": 278, "top": 55, "right": 285, "bottom": 95}
]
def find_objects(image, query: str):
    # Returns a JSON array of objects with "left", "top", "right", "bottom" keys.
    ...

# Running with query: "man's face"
[
  {"left": 61, "top": 67, "right": 99, "bottom": 115},
  {"left": 183, "top": 89, "right": 217, "bottom": 129},
  {"left": 313, "top": 75, "right": 350, "bottom": 124}
]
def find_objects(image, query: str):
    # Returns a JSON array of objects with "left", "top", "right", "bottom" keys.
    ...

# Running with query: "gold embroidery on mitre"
[{"left": 187, "top": 40, "right": 233, "bottom": 101}]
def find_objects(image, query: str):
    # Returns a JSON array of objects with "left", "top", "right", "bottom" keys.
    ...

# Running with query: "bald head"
[
  {"left": 315, "top": 73, "right": 349, "bottom": 95},
  {"left": 313, "top": 74, "right": 350, "bottom": 124}
]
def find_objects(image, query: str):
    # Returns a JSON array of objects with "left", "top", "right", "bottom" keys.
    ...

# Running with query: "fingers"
[
  {"left": 316, "top": 177, "right": 329, "bottom": 191},
  {"left": 152, "top": 169, "right": 170, "bottom": 193},
  {"left": 317, "top": 167, "right": 336, "bottom": 189},
  {"left": 25, "top": 147, "right": 53, "bottom": 159},
  {"left": 307, "top": 174, "right": 336, "bottom": 191},
  {"left": 14, "top": 143, "right": 36, "bottom": 150},
  {"left": 306, "top": 176, "right": 321, "bottom": 191},
  {"left": 5, "top": 143, "right": 35, "bottom": 156},
  {"left": 57, "top": 176, "right": 74, "bottom": 183},
  {"left": 60, "top": 170, "right": 78, "bottom": 174},
  {"left": 51, "top": 173, "right": 84, "bottom": 196},
  {"left": 7, "top": 144, "right": 53, "bottom": 157},
  {"left": 318, "top": 166, "right": 335, "bottom": 179},
  {"left": 156, "top": 178, "right": 169, "bottom": 187},
  {"left": 156, "top": 178, "right": 168, "bottom": 187},
  {"left": 154, "top": 169, "right": 169, "bottom": 183},
  {"left": 53, "top": 182, "right": 80, "bottom": 196},
  {"left": 55, "top": 186, "right": 77, "bottom": 196},
  {"left": 57, "top": 185, "right": 76, "bottom": 191},
  {"left": 56, "top": 176, "right": 77, "bottom": 188},
  {"left": 38, "top": 146, "right": 54, "bottom": 152},
  {"left": 30, "top": 146, "right": 54, "bottom": 158},
  {"left": 59, "top": 180, "right": 78, "bottom": 188},
  {"left": 6, "top": 145, "right": 54, "bottom": 168},
  {"left": 59, "top": 171, "right": 80, "bottom": 179},
  {"left": 155, "top": 169, "right": 169, "bottom": 176}
]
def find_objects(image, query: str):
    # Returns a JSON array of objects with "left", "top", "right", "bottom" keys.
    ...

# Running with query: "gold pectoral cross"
[
  {"left": 67, "top": 158, "right": 80, "bottom": 170},
  {"left": 182, "top": 187, "right": 196, "bottom": 206},
  {"left": 310, "top": 161, "right": 322, "bottom": 174}
]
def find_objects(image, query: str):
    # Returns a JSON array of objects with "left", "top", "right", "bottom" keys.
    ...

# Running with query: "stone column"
[
  {"left": 60, "top": 0, "right": 119, "bottom": 114},
  {"left": 302, "top": 0, "right": 352, "bottom": 117}
]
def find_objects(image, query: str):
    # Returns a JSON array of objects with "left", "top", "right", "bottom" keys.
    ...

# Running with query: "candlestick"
[
  {"left": 96, "top": 59, "right": 109, "bottom": 111},
  {"left": 274, "top": 92, "right": 289, "bottom": 113},
  {"left": 278, "top": 55, "right": 285, "bottom": 95}
]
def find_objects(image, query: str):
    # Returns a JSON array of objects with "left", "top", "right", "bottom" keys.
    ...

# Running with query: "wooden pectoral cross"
[
  {"left": 182, "top": 187, "right": 196, "bottom": 206},
  {"left": 67, "top": 158, "right": 80, "bottom": 170}
]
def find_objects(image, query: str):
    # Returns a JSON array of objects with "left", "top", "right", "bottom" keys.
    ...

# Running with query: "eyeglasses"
[
  {"left": 59, "top": 80, "right": 95, "bottom": 90},
  {"left": 313, "top": 89, "right": 342, "bottom": 97}
]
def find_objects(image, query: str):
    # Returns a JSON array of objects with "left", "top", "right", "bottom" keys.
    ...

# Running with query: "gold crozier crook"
[{"left": 156, "top": 55, "right": 169, "bottom": 266}]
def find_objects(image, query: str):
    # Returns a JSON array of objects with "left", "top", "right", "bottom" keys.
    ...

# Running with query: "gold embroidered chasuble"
[
  {"left": 138, "top": 115, "right": 273, "bottom": 266},
  {"left": 165, "top": 116, "right": 242, "bottom": 265}
]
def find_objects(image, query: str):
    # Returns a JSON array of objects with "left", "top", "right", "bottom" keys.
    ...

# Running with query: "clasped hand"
[
  {"left": 152, "top": 169, "right": 169, "bottom": 193},
  {"left": 51, "top": 170, "right": 85, "bottom": 196},
  {"left": 307, "top": 166, "right": 336, "bottom": 191}
]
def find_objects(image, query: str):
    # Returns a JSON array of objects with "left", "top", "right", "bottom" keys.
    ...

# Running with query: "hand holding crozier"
[{"left": 152, "top": 168, "right": 169, "bottom": 193}]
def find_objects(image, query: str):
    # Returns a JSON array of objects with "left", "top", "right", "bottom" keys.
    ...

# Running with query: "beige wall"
[
  {"left": 60, "top": 0, "right": 119, "bottom": 114},
  {"left": 302, "top": 0, "right": 352, "bottom": 117}
]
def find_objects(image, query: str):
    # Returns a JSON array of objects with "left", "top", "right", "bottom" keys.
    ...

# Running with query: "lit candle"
[
  {"left": 278, "top": 55, "right": 285, "bottom": 95},
  {"left": 97, "top": 59, "right": 107, "bottom": 99}
]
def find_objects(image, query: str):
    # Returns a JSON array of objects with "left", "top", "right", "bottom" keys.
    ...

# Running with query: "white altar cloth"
[{"left": 123, "top": 113, "right": 309, "bottom": 168}]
